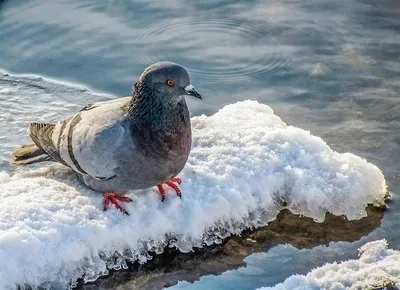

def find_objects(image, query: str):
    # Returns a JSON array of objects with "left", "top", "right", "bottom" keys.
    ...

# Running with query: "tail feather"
[
  {"left": 11, "top": 122, "right": 58, "bottom": 166},
  {"left": 11, "top": 142, "right": 52, "bottom": 165}
]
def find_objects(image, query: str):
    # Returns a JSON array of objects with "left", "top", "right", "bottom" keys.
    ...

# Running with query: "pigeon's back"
[{"left": 54, "top": 97, "right": 133, "bottom": 182}]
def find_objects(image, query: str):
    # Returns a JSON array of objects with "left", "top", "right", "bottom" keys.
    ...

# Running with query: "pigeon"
[{"left": 11, "top": 62, "right": 202, "bottom": 214}]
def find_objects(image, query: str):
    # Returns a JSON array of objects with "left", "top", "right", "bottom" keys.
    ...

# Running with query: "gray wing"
[{"left": 53, "top": 96, "right": 132, "bottom": 180}]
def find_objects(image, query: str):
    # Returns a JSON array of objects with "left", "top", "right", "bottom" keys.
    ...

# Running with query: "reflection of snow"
[
  {"left": 309, "top": 62, "right": 329, "bottom": 77},
  {"left": 337, "top": 44, "right": 376, "bottom": 68},
  {"left": 0, "top": 72, "right": 386, "bottom": 288},
  {"left": 258, "top": 240, "right": 399, "bottom": 290}
]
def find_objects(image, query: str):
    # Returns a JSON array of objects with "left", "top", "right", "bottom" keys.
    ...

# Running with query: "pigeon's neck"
[
  {"left": 126, "top": 85, "right": 192, "bottom": 163},
  {"left": 127, "top": 86, "right": 187, "bottom": 128}
]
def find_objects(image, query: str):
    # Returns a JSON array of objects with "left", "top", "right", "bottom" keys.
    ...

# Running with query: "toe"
[
  {"left": 165, "top": 181, "right": 182, "bottom": 198},
  {"left": 117, "top": 196, "right": 133, "bottom": 202},
  {"left": 171, "top": 177, "right": 182, "bottom": 184},
  {"left": 157, "top": 184, "right": 166, "bottom": 201}
]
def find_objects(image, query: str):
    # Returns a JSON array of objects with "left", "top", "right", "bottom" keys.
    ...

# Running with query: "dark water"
[{"left": 0, "top": 0, "right": 399, "bottom": 289}]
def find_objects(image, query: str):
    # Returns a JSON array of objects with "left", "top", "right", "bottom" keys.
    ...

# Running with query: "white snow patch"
[
  {"left": 0, "top": 71, "right": 387, "bottom": 289},
  {"left": 257, "top": 240, "right": 400, "bottom": 290}
]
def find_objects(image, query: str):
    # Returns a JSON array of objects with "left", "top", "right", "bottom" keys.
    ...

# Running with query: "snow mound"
[
  {"left": 257, "top": 240, "right": 399, "bottom": 290},
  {"left": 0, "top": 72, "right": 387, "bottom": 289}
]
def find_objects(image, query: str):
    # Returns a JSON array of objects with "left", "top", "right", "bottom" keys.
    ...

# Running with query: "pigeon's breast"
[
  {"left": 133, "top": 120, "right": 191, "bottom": 164},
  {"left": 129, "top": 108, "right": 192, "bottom": 184}
]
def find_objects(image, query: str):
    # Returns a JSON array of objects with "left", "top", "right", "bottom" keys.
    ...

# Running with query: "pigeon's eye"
[{"left": 166, "top": 79, "right": 175, "bottom": 87}]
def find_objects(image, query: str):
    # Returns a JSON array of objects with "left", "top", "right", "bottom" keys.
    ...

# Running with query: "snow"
[
  {"left": 257, "top": 239, "right": 400, "bottom": 290},
  {"left": 0, "top": 71, "right": 387, "bottom": 289}
]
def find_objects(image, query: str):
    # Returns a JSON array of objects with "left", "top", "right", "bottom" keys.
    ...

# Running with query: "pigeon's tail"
[{"left": 11, "top": 143, "right": 52, "bottom": 165}]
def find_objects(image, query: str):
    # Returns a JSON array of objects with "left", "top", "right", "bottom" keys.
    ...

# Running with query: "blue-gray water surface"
[{"left": 0, "top": 0, "right": 399, "bottom": 289}]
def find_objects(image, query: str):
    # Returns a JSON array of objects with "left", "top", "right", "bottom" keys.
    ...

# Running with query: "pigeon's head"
[{"left": 136, "top": 62, "right": 202, "bottom": 101}]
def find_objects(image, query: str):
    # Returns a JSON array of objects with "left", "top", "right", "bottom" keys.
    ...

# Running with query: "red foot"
[
  {"left": 156, "top": 177, "right": 182, "bottom": 201},
  {"left": 103, "top": 192, "right": 132, "bottom": 215}
]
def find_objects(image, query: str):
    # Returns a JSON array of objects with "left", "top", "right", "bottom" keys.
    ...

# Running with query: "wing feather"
[{"left": 57, "top": 97, "right": 132, "bottom": 179}]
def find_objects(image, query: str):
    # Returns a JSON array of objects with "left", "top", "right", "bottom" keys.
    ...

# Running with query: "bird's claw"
[
  {"left": 103, "top": 192, "right": 132, "bottom": 215},
  {"left": 156, "top": 178, "right": 182, "bottom": 201}
]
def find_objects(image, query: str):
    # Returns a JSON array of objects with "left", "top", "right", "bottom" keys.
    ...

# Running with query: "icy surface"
[
  {"left": 257, "top": 240, "right": 400, "bottom": 290},
  {"left": 0, "top": 71, "right": 387, "bottom": 288}
]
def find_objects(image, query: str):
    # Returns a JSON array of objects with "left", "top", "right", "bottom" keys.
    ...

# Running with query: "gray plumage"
[{"left": 11, "top": 62, "right": 202, "bottom": 194}]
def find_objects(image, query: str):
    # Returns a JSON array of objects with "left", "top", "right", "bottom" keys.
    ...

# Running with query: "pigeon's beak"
[{"left": 184, "top": 84, "right": 202, "bottom": 100}]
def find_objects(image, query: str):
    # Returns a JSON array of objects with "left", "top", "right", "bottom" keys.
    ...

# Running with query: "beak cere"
[{"left": 184, "top": 84, "right": 202, "bottom": 100}]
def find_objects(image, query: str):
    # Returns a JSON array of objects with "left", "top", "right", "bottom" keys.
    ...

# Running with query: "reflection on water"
[
  {"left": 74, "top": 206, "right": 385, "bottom": 290},
  {"left": 0, "top": 0, "right": 399, "bottom": 289}
]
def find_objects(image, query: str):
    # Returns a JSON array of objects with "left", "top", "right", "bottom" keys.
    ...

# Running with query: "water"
[{"left": 0, "top": 0, "right": 399, "bottom": 289}]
